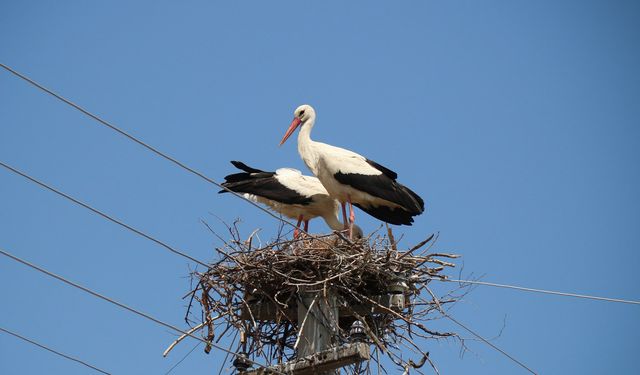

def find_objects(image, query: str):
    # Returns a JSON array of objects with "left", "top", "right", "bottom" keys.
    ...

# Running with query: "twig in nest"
[
  {"left": 398, "top": 233, "right": 435, "bottom": 260},
  {"left": 292, "top": 294, "right": 318, "bottom": 352},
  {"left": 163, "top": 322, "right": 205, "bottom": 358},
  {"left": 386, "top": 224, "right": 397, "bottom": 252},
  {"left": 200, "top": 281, "right": 215, "bottom": 353}
]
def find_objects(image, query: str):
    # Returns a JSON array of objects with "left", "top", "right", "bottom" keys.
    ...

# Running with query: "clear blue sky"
[{"left": 1, "top": 1, "right": 639, "bottom": 374}]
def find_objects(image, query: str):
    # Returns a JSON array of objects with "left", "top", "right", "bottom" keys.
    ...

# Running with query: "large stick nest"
[{"left": 186, "top": 224, "right": 466, "bottom": 374}]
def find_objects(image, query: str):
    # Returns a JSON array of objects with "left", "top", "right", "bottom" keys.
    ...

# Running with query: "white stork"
[
  {"left": 219, "top": 161, "right": 363, "bottom": 238},
  {"left": 278, "top": 105, "right": 424, "bottom": 236}
]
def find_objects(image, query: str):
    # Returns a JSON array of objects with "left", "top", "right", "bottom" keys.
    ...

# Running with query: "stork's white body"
[
  {"left": 298, "top": 130, "right": 403, "bottom": 211},
  {"left": 241, "top": 168, "right": 344, "bottom": 230}
]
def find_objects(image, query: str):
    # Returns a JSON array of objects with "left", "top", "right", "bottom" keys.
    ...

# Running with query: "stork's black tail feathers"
[
  {"left": 230, "top": 161, "right": 265, "bottom": 174},
  {"left": 354, "top": 202, "right": 419, "bottom": 226},
  {"left": 218, "top": 161, "right": 274, "bottom": 193}
]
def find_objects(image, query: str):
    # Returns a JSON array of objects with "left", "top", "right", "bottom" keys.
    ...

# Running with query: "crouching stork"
[{"left": 219, "top": 161, "right": 363, "bottom": 238}]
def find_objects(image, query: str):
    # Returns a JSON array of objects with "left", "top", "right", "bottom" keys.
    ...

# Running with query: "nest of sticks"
[{"left": 181, "top": 223, "right": 465, "bottom": 374}]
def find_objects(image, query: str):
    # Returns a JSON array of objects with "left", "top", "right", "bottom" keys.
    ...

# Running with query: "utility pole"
[
  {"left": 296, "top": 287, "right": 338, "bottom": 361},
  {"left": 241, "top": 287, "right": 370, "bottom": 374}
]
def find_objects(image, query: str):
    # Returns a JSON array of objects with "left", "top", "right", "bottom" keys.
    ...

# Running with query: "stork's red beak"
[{"left": 279, "top": 118, "right": 301, "bottom": 146}]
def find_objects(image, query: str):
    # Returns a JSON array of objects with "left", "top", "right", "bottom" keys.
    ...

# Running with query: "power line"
[
  {"left": 216, "top": 330, "right": 239, "bottom": 375},
  {"left": 0, "top": 63, "right": 302, "bottom": 234},
  {"left": 0, "top": 160, "right": 209, "bottom": 268},
  {"left": 0, "top": 326, "right": 111, "bottom": 375},
  {"left": 164, "top": 342, "right": 201, "bottom": 375},
  {"left": 440, "top": 311, "right": 537, "bottom": 375},
  {"left": 431, "top": 277, "right": 640, "bottom": 306},
  {"left": 0, "top": 247, "right": 282, "bottom": 374}
]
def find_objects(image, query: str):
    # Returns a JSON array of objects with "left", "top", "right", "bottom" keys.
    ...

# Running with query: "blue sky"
[{"left": 1, "top": 1, "right": 639, "bottom": 374}]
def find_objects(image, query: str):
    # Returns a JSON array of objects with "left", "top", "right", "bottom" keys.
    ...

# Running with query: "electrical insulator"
[
  {"left": 233, "top": 352, "right": 251, "bottom": 373},
  {"left": 350, "top": 320, "right": 367, "bottom": 343}
]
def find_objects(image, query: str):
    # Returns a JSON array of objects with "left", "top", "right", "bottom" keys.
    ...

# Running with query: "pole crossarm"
[{"left": 245, "top": 342, "right": 370, "bottom": 375}]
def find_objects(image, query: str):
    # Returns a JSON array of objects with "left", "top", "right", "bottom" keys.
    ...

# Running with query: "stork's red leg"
[
  {"left": 347, "top": 195, "right": 355, "bottom": 238},
  {"left": 303, "top": 220, "right": 309, "bottom": 233},
  {"left": 294, "top": 214, "right": 303, "bottom": 239},
  {"left": 347, "top": 195, "right": 355, "bottom": 224},
  {"left": 341, "top": 202, "right": 349, "bottom": 229}
]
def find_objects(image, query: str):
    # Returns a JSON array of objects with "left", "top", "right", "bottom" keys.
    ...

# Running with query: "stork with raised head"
[
  {"left": 219, "top": 161, "right": 363, "bottom": 238},
  {"left": 279, "top": 105, "right": 424, "bottom": 236}
]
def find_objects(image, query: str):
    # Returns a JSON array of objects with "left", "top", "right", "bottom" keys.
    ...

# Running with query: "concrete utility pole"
[{"left": 296, "top": 287, "right": 338, "bottom": 361}]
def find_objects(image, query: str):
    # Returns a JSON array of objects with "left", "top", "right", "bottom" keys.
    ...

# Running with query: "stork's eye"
[{"left": 299, "top": 110, "right": 305, "bottom": 117}]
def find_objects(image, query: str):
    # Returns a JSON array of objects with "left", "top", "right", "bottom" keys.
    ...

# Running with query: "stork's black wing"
[
  {"left": 219, "top": 161, "right": 312, "bottom": 205},
  {"left": 333, "top": 158, "right": 424, "bottom": 218}
]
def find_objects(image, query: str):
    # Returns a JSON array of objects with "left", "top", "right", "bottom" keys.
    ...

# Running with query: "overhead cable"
[
  {"left": 0, "top": 326, "right": 111, "bottom": 374},
  {"left": 0, "top": 160, "right": 209, "bottom": 268},
  {"left": 430, "top": 277, "right": 640, "bottom": 305}
]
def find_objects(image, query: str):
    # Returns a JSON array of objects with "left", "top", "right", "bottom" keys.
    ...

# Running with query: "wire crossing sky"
[
  {"left": 0, "top": 327, "right": 111, "bottom": 375},
  {"left": 0, "top": 160, "right": 210, "bottom": 268},
  {"left": 1, "top": 2, "right": 639, "bottom": 374},
  {"left": 436, "top": 278, "right": 640, "bottom": 306}
]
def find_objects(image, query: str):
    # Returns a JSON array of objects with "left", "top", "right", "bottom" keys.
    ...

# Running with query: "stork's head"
[
  {"left": 279, "top": 104, "right": 315, "bottom": 146},
  {"left": 352, "top": 224, "right": 364, "bottom": 240}
]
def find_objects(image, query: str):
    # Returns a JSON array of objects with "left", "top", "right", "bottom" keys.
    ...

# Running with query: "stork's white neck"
[
  {"left": 322, "top": 213, "right": 344, "bottom": 231},
  {"left": 322, "top": 213, "right": 363, "bottom": 238},
  {"left": 297, "top": 117, "right": 320, "bottom": 175}
]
